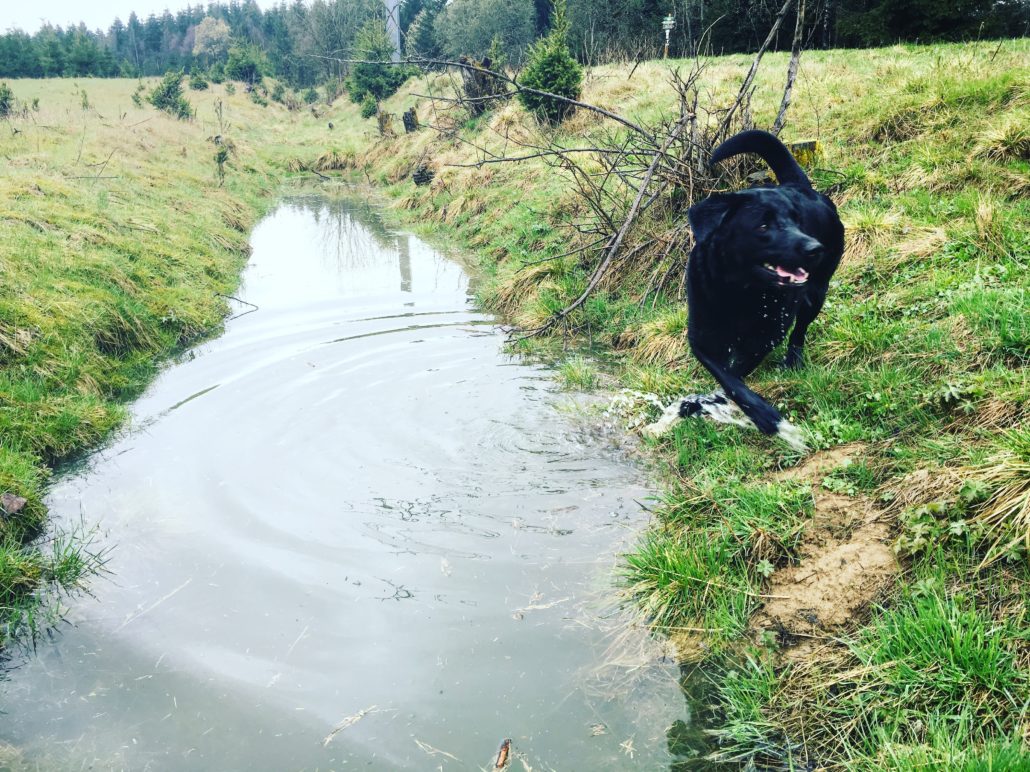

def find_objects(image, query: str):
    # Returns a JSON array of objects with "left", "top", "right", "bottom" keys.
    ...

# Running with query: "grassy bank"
[
  {"left": 0, "top": 77, "right": 341, "bottom": 643},
  {"left": 308, "top": 41, "right": 1028, "bottom": 767}
]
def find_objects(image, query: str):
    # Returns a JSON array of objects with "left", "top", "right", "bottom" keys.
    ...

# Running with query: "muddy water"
[{"left": 1, "top": 197, "right": 689, "bottom": 770}]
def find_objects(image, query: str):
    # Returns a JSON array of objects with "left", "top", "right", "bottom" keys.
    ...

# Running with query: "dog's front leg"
[
  {"left": 689, "top": 341, "right": 783, "bottom": 435},
  {"left": 783, "top": 283, "right": 829, "bottom": 368}
]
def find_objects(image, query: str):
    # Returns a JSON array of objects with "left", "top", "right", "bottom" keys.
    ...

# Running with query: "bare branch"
[
  {"left": 520, "top": 117, "right": 689, "bottom": 338},
  {"left": 774, "top": 0, "right": 806, "bottom": 134},
  {"left": 717, "top": 0, "right": 795, "bottom": 139}
]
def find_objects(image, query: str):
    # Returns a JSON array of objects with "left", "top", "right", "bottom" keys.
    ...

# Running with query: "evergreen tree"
[
  {"left": 405, "top": 7, "right": 443, "bottom": 63},
  {"left": 148, "top": 70, "right": 193, "bottom": 119},
  {"left": 517, "top": 0, "right": 582, "bottom": 125},
  {"left": 225, "top": 45, "right": 264, "bottom": 83},
  {"left": 37, "top": 30, "right": 67, "bottom": 77},
  {"left": 0, "top": 82, "right": 14, "bottom": 118},
  {"left": 435, "top": 0, "right": 536, "bottom": 64},
  {"left": 347, "top": 18, "right": 411, "bottom": 102}
]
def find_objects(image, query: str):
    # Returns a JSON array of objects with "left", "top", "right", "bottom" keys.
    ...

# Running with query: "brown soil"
[{"left": 750, "top": 444, "right": 900, "bottom": 654}]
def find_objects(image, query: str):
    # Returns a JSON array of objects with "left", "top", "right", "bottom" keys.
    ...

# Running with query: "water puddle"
[{"left": 0, "top": 196, "right": 690, "bottom": 769}]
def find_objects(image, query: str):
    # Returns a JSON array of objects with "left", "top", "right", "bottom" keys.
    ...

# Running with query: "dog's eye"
[{"left": 757, "top": 223, "right": 769, "bottom": 232}]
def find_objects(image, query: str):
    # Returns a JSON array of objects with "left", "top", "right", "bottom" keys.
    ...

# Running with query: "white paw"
[{"left": 776, "top": 420, "right": 809, "bottom": 452}]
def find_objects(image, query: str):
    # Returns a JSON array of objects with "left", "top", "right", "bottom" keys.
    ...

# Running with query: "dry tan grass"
[
  {"left": 870, "top": 96, "right": 948, "bottom": 142},
  {"left": 842, "top": 208, "right": 902, "bottom": 266},
  {"left": 313, "top": 149, "right": 354, "bottom": 171},
  {"left": 974, "top": 113, "right": 1030, "bottom": 162},
  {"left": 620, "top": 307, "right": 690, "bottom": 365},
  {"left": 968, "top": 431, "right": 1030, "bottom": 566},
  {"left": 974, "top": 193, "right": 1009, "bottom": 258},
  {"left": 892, "top": 226, "right": 948, "bottom": 261},
  {"left": 882, "top": 466, "right": 965, "bottom": 517},
  {"left": 492, "top": 261, "right": 563, "bottom": 316}
]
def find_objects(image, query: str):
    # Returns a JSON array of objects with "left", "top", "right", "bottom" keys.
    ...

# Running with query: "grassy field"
[{"left": 2, "top": 38, "right": 1029, "bottom": 768}]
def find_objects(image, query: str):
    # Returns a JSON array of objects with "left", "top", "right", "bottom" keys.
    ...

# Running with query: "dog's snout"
[{"left": 801, "top": 238, "right": 823, "bottom": 259}]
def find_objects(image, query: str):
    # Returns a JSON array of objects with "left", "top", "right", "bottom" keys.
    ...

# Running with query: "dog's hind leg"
[{"left": 783, "top": 283, "right": 830, "bottom": 369}]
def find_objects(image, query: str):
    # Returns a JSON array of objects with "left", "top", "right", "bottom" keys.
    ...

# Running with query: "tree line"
[{"left": 0, "top": 0, "right": 1026, "bottom": 85}]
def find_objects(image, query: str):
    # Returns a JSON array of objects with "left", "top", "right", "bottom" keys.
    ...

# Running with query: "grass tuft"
[
  {"left": 557, "top": 355, "right": 599, "bottom": 390},
  {"left": 968, "top": 427, "right": 1030, "bottom": 566},
  {"left": 974, "top": 113, "right": 1030, "bottom": 162}
]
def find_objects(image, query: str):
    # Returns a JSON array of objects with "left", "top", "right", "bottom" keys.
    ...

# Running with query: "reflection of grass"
[{"left": 347, "top": 39, "right": 1030, "bottom": 769}]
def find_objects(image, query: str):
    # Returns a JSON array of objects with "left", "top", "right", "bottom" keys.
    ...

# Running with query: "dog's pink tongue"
[{"left": 774, "top": 265, "right": 809, "bottom": 282}]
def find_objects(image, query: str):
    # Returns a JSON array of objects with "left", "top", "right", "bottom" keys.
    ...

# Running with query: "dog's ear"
[{"left": 688, "top": 193, "right": 737, "bottom": 245}]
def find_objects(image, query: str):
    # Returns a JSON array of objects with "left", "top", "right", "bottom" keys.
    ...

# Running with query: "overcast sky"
[{"left": 3, "top": 0, "right": 270, "bottom": 34}]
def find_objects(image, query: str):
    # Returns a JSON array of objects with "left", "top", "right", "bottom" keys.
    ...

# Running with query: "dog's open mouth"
[{"left": 762, "top": 263, "right": 809, "bottom": 285}]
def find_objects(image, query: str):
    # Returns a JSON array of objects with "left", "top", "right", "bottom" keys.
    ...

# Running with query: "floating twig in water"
[
  {"left": 414, "top": 738, "right": 460, "bottom": 762},
  {"left": 117, "top": 578, "right": 192, "bottom": 631},
  {"left": 216, "top": 292, "right": 260, "bottom": 321},
  {"left": 322, "top": 705, "right": 388, "bottom": 747},
  {"left": 511, "top": 595, "right": 570, "bottom": 620}
]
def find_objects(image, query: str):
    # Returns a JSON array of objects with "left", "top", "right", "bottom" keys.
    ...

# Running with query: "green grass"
[
  {"left": 556, "top": 355, "right": 599, "bottom": 390},
  {"left": 624, "top": 476, "right": 813, "bottom": 647},
  {"left": 704, "top": 561, "right": 1030, "bottom": 768}
]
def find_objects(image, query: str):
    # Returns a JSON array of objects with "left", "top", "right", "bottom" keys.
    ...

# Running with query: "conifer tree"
[{"left": 517, "top": 0, "right": 582, "bottom": 125}]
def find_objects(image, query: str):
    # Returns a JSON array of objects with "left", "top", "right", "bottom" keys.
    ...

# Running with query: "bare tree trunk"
[{"left": 773, "top": 0, "right": 805, "bottom": 135}]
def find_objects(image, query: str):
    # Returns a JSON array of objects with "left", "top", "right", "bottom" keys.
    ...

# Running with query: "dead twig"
[{"left": 520, "top": 118, "right": 688, "bottom": 339}]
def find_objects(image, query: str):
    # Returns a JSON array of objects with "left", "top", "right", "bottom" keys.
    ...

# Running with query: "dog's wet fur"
[{"left": 680, "top": 130, "right": 845, "bottom": 438}]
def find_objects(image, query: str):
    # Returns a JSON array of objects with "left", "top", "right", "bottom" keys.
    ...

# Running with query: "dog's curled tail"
[{"left": 710, "top": 129, "right": 811, "bottom": 188}]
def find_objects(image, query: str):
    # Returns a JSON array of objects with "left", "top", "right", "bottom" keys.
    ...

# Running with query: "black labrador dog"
[{"left": 677, "top": 129, "right": 845, "bottom": 444}]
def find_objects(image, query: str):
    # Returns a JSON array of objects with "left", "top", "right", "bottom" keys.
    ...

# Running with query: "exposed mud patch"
[{"left": 752, "top": 444, "right": 899, "bottom": 653}]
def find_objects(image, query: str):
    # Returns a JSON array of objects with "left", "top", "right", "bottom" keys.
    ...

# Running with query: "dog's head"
[{"left": 688, "top": 188, "right": 825, "bottom": 289}]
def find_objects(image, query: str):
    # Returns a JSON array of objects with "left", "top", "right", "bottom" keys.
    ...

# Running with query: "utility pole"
[{"left": 385, "top": 0, "right": 401, "bottom": 62}]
